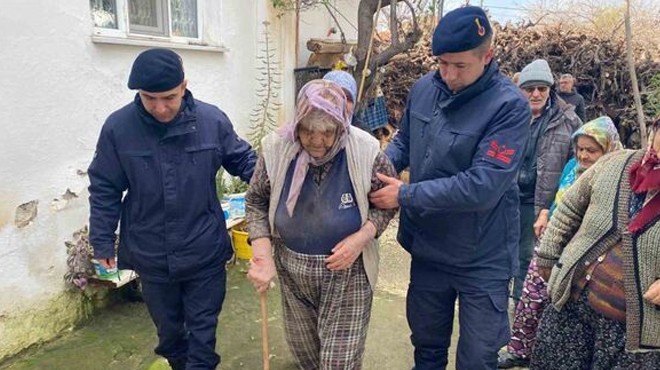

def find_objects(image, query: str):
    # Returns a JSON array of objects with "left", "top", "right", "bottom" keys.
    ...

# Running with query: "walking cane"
[{"left": 260, "top": 290, "right": 270, "bottom": 370}]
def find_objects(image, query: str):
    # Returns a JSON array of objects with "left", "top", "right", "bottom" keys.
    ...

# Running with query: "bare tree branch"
[
  {"left": 625, "top": 0, "right": 648, "bottom": 146},
  {"left": 390, "top": 0, "right": 398, "bottom": 48},
  {"left": 323, "top": 1, "right": 358, "bottom": 31},
  {"left": 373, "top": 0, "right": 420, "bottom": 67},
  {"left": 324, "top": 2, "right": 347, "bottom": 43},
  {"left": 355, "top": 0, "right": 422, "bottom": 97}
]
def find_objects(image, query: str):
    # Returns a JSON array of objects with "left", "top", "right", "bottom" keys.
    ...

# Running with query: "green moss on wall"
[{"left": 0, "top": 287, "right": 110, "bottom": 362}]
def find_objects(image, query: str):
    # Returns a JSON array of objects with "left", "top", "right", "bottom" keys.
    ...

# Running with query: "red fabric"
[
  {"left": 630, "top": 148, "right": 660, "bottom": 193},
  {"left": 628, "top": 148, "right": 660, "bottom": 233}
]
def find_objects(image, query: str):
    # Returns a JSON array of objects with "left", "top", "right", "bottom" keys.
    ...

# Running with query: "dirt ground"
[{"left": 0, "top": 220, "right": 528, "bottom": 370}]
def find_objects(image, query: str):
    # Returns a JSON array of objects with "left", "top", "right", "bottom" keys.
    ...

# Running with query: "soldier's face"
[
  {"left": 437, "top": 48, "right": 493, "bottom": 94},
  {"left": 139, "top": 81, "right": 187, "bottom": 123}
]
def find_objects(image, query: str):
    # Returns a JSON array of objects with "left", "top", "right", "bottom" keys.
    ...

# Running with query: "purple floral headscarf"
[{"left": 278, "top": 79, "right": 352, "bottom": 216}]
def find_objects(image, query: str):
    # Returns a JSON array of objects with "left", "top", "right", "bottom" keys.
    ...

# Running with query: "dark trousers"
[
  {"left": 140, "top": 268, "right": 226, "bottom": 370},
  {"left": 407, "top": 262, "right": 510, "bottom": 370},
  {"left": 513, "top": 203, "right": 535, "bottom": 301}
]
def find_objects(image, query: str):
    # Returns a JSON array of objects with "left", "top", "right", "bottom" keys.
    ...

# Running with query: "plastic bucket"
[{"left": 231, "top": 227, "right": 252, "bottom": 260}]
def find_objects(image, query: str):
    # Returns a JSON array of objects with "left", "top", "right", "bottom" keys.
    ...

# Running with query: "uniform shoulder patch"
[{"left": 485, "top": 140, "right": 515, "bottom": 165}]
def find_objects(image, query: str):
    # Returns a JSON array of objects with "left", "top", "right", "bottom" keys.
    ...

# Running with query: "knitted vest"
[
  {"left": 274, "top": 150, "right": 362, "bottom": 254},
  {"left": 261, "top": 128, "right": 381, "bottom": 289}
]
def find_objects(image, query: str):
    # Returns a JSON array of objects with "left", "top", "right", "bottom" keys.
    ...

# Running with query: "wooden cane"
[{"left": 260, "top": 290, "right": 270, "bottom": 370}]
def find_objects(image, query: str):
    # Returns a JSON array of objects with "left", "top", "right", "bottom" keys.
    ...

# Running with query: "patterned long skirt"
[
  {"left": 274, "top": 244, "right": 373, "bottom": 370},
  {"left": 506, "top": 248, "right": 549, "bottom": 358},
  {"left": 531, "top": 290, "right": 660, "bottom": 369}
]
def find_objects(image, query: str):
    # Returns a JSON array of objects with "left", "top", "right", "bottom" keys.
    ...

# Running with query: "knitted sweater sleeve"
[
  {"left": 367, "top": 152, "right": 398, "bottom": 237},
  {"left": 537, "top": 156, "right": 603, "bottom": 267},
  {"left": 245, "top": 155, "right": 271, "bottom": 241}
]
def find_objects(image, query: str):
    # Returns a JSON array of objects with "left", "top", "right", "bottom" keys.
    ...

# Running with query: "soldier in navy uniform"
[
  {"left": 370, "top": 7, "right": 531, "bottom": 369},
  {"left": 88, "top": 48, "right": 256, "bottom": 370}
]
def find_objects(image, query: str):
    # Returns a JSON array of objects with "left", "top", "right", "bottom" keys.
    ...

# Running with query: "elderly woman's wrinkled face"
[
  {"left": 297, "top": 111, "right": 339, "bottom": 159},
  {"left": 575, "top": 135, "right": 605, "bottom": 170},
  {"left": 341, "top": 88, "right": 355, "bottom": 115}
]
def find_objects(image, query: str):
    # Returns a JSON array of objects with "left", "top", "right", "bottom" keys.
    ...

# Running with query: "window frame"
[
  {"left": 91, "top": 0, "right": 226, "bottom": 52},
  {"left": 127, "top": 0, "right": 169, "bottom": 37}
]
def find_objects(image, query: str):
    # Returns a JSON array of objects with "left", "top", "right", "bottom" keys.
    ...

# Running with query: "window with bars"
[{"left": 90, "top": 0, "right": 199, "bottom": 39}]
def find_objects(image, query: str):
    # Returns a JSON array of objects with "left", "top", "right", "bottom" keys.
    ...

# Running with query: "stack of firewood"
[{"left": 380, "top": 23, "right": 660, "bottom": 148}]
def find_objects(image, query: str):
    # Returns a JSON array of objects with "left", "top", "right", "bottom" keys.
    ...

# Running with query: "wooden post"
[
  {"left": 260, "top": 291, "right": 270, "bottom": 370},
  {"left": 295, "top": 0, "right": 301, "bottom": 66},
  {"left": 625, "top": 0, "right": 647, "bottom": 147},
  {"left": 357, "top": 0, "right": 382, "bottom": 104},
  {"left": 438, "top": 0, "right": 444, "bottom": 22}
]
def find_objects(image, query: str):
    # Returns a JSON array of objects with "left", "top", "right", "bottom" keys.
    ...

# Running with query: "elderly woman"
[
  {"left": 499, "top": 116, "right": 623, "bottom": 368},
  {"left": 245, "top": 79, "right": 397, "bottom": 369},
  {"left": 531, "top": 117, "right": 660, "bottom": 369},
  {"left": 323, "top": 70, "right": 373, "bottom": 133},
  {"left": 323, "top": 70, "right": 357, "bottom": 113}
]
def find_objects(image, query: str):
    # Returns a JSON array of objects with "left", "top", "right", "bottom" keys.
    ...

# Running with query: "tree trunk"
[
  {"left": 354, "top": 0, "right": 421, "bottom": 103},
  {"left": 625, "top": 0, "right": 647, "bottom": 147}
]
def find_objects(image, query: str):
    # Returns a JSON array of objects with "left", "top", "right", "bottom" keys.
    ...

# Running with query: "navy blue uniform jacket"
[
  {"left": 88, "top": 92, "right": 256, "bottom": 282},
  {"left": 386, "top": 62, "right": 531, "bottom": 279}
]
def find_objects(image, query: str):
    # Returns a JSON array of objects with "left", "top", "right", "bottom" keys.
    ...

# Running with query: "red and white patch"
[{"left": 486, "top": 140, "right": 515, "bottom": 165}]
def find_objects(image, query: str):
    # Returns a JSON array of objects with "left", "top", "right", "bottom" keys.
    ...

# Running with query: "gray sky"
[{"left": 442, "top": 0, "right": 532, "bottom": 23}]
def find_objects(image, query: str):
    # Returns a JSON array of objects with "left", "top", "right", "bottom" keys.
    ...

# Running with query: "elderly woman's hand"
[
  {"left": 643, "top": 279, "right": 660, "bottom": 306},
  {"left": 326, "top": 222, "right": 377, "bottom": 271},
  {"left": 538, "top": 266, "right": 552, "bottom": 282},
  {"left": 533, "top": 209, "right": 550, "bottom": 238},
  {"left": 247, "top": 238, "right": 277, "bottom": 293}
]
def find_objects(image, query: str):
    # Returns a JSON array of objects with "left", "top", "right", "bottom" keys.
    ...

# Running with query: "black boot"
[
  {"left": 167, "top": 357, "right": 186, "bottom": 370},
  {"left": 497, "top": 352, "right": 530, "bottom": 369}
]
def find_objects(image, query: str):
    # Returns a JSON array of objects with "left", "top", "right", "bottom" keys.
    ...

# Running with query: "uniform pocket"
[
  {"left": 409, "top": 110, "right": 432, "bottom": 137},
  {"left": 119, "top": 150, "right": 155, "bottom": 218},
  {"left": 438, "top": 128, "right": 480, "bottom": 171},
  {"left": 121, "top": 150, "right": 153, "bottom": 168},
  {"left": 487, "top": 291, "right": 511, "bottom": 348},
  {"left": 119, "top": 150, "right": 154, "bottom": 181},
  {"left": 185, "top": 143, "right": 220, "bottom": 166},
  {"left": 184, "top": 144, "right": 221, "bottom": 211}
]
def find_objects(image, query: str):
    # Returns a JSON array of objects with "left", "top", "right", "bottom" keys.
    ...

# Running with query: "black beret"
[
  {"left": 128, "top": 48, "right": 184, "bottom": 92},
  {"left": 432, "top": 6, "right": 492, "bottom": 56}
]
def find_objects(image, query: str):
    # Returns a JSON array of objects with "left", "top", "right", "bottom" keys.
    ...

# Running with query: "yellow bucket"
[{"left": 231, "top": 227, "right": 252, "bottom": 260}]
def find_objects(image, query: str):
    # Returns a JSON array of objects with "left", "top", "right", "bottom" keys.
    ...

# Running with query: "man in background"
[{"left": 558, "top": 73, "right": 586, "bottom": 121}]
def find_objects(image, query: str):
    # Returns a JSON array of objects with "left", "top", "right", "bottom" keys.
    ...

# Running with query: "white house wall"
[{"left": 0, "top": 0, "right": 299, "bottom": 360}]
